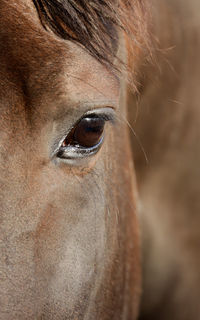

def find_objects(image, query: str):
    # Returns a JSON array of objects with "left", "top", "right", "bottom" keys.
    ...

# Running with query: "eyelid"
[{"left": 80, "top": 107, "right": 116, "bottom": 123}]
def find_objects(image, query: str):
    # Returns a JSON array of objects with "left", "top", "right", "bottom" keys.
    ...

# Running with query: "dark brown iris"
[{"left": 63, "top": 117, "right": 105, "bottom": 148}]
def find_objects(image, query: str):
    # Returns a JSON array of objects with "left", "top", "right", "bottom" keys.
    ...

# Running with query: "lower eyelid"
[{"left": 56, "top": 137, "right": 104, "bottom": 159}]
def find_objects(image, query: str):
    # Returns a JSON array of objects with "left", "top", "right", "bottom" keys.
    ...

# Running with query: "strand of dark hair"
[{"left": 32, "top": 0, "right": 150, "bottom": 74}]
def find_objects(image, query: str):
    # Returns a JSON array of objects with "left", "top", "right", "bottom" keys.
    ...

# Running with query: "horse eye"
[
  {"left": 62, "top": 117, "right": 105, "bottom": 148},
  {"left": 55, "top": 109, "right": 115, "bottom": 161}
]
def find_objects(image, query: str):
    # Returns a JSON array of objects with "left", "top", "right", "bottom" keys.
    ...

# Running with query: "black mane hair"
[{"left": 33, "top": 0, "right": 149, "bottom": 69}]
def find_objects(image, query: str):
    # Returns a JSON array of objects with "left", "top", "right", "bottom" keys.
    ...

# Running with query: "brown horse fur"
[
  {"left": 128, "top": 0, "right": 200, "bottom": 319},
  {"left": 1, "top": 0, "right": 200, "bottom": 319},
  {"left": 0, "top": 0, "right": 148, "bottom": 319}
]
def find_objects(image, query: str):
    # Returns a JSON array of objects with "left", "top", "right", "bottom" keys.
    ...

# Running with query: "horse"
[
  {"left": 1, "top": 0, "right": 200, "bottom": 319},
  {"left": 0, "top": 0, "right": 148, "bottom": 319}
]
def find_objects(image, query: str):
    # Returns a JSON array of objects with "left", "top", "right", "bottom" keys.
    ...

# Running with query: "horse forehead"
[
  {"left": 61, "top": 44, "right": 120, "bottom": 102},
  {"left": 0, "top": 0, "right": 119, "bottom": 102}
]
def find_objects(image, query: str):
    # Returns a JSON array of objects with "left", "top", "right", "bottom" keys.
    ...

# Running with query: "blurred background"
[{"left": 128, "top": 0, "right": 200, "bottom": 319}]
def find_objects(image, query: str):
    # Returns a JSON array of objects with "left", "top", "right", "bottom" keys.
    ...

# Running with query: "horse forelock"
[{"left": 32, "top": 0, "right": 150, "bottom": 71}]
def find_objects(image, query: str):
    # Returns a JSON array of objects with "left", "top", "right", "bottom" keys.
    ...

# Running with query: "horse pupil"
[{"left": 73, "top": 117, "right": 104, "bottom": 148}]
